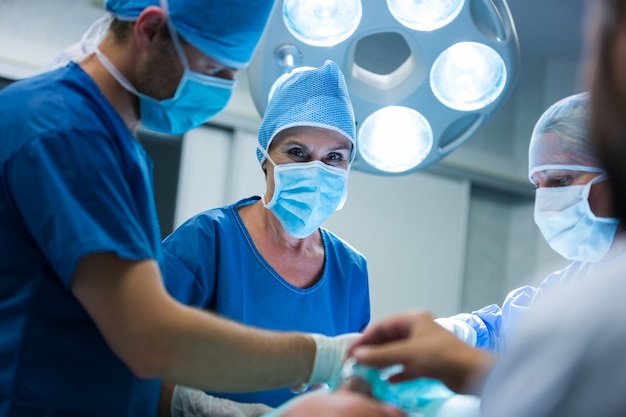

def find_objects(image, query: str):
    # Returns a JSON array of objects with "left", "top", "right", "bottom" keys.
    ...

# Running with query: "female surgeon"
[
  {"left": 161, "top": 60, "right": 370, "bottom": 408},
  {"left": 434, "top": 91, "right": 626, "bottom": 353}
]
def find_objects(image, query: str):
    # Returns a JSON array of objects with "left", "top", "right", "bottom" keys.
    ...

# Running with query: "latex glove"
[
  {"left": 434, "top": 318, "right": 477, "bottom": 347},
  {"left": 303, "top": 332, "right": 362, "bottom": 388},
  {"left": 171, "top": 384, "right": 273, "bottom": 417}
]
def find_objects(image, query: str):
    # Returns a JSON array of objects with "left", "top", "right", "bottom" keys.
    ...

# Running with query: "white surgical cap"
[{"left": 528, "top": 92, "right": 600, "bottom": 172}]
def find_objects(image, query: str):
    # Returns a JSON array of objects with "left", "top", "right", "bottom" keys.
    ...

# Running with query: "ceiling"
[
  {"left": 0, "top": 0, "right": 589, "bottom": 76},
  {"left": 509, "top": 0, "right": 587, "bottom": 61}
]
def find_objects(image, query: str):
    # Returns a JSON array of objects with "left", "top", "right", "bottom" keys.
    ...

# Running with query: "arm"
[
  {"left": 348, "top": 311, "right": 496, "bottom": 394},
  {"left": 445, "top": 286, "right": 539, "bottom": 353},
  {"left": 71, "top": 252, "right": 314, "bottom": 391},
  {"left": 481, "top": 269, "right": 626, "bottom": 417}
]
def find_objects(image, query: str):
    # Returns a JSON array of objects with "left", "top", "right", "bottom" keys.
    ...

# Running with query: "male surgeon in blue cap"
[{"left": 0, "top": 1, "right": 362, "bottom": 416}]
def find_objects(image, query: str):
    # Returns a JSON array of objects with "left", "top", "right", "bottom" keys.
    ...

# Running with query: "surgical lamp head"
[{"left": 248, "top": 0, "right": 520, "bottom": 175}]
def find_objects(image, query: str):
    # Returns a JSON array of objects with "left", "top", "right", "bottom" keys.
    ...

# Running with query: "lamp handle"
[
  {"left": 475, "top": 0, "right": 517, "bottom": 43},
  {"left": 438, "top": 114, "right": 486, "bottom": 156}
]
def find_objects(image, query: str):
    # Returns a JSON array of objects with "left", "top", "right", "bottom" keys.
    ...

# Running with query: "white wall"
[
  {"left": 324, "top": 171, "right": 469, "bottom": 320},
  {"left": 174, "top": 127, "right": 233, "bottom": 227}
]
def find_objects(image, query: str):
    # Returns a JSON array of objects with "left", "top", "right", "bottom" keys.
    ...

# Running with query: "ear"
[{"left": 134, "top": 6, "right": 168, "bottom": 51}]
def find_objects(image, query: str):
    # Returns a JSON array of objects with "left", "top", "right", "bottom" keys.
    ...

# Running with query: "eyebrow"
[{"left": 280, "top": 139, "right": 352, "bottom": 152}]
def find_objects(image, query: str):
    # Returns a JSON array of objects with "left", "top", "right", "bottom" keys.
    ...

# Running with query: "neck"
[{"left": 79, "top": 36, "right": 140, "bottom": 133}]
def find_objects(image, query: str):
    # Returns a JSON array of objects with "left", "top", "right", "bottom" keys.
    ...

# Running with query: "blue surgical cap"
[
  {"left": 257, "top": 60, "right": 356, "bottom": 166},
  {"left": 104, "top": 0, "right": 275, "bottom": 68}
]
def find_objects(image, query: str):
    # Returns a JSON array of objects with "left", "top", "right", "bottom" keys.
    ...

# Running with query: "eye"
[
  {"left": 286, "top": 147, "right": 307, "bottom": 160},
  {"left": 324, "top": 151, "right": 350, "bottom": 166},
  {"left": 551, "top": 175, "right": 572, "bottom": 187},
  {"left": 211, "top": 67, "right": 237, "bottom": 80},
  {"left": 327, "top": 152, "right": 343, "bottom": 162},
  {"left": 204, "top": 66, "right": 237, "bottom": 80}
]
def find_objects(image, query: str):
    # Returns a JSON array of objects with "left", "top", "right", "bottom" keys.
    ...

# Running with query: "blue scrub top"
[
  {"left": 162, "top": 196, "right": 370, "bottom": 407},
  {"left": 0, "top": 63, "right": 162, "bottom": 416}
]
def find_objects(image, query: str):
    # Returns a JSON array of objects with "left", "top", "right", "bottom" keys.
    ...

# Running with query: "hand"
[
  {"left": 171, "top": 385, "right": 273, "bottom": 417},
  {"left": 347, "top": 311, "right": 495, "bottom": 394},
  {"left": 278, "top": 388, "right": 406, "bottom": 417}
]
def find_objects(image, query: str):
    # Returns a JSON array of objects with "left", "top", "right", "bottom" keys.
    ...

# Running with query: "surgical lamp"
[{"left": 248, "top": 0, "right": 520, "bottom": 175}]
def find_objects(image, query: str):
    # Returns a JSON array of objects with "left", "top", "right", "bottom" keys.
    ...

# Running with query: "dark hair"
[
  {"left": 590, "top": 0, "right": 626, "bottom": 222},
  {"left": 109, "top": 19, "right": 134, "bottom": 42}
]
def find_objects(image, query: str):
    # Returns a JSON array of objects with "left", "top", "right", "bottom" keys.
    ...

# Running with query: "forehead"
[{"left": 272, "top": 126, "right": 352, "bottom": 149}]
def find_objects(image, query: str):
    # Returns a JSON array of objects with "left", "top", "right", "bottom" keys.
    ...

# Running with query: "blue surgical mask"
[
  {"left": 533, "top": 165, "right": 620, "bottom": 262},
  {"left": 261, "top": 150, "right": 349, "bottom": 239},
  {"left": 94, "top": 16, "right": 234, "bottom": 135}
]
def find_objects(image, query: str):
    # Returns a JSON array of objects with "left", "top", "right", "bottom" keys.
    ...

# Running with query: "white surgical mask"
[{"left": 532, "top": 164, "right": 620, "bottom": 262}]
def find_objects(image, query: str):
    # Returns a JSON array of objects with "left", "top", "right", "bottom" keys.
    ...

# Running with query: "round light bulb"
[
  {"left": 283, "top": 0, "right": 362, "bottom": 47},
  {"left": 358, "top": 106, "right": 433, "bottom": 173},
  {"left": 430, "top": 42, "right": 507, "bottom": 111},
  {"left": 386, "top": 0, "right": 464, "bottom": 32}
]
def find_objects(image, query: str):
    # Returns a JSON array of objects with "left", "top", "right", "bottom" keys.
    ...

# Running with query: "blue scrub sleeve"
[
  {"left": 7, "top": 130, "right": 156, "bottom": 287},
  {"left": 451, "top": 286, "right": 538, "bottom": 353}
]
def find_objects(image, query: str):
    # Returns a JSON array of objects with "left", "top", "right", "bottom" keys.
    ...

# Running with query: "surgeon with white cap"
[
  {"left": 267, "top": 92, "right": 626, "bottom": 417},
  {"left": 0, "top": 1, "right": 362, "bottom": 416},
  {"left": 433, "top": 92, "right": 626, "bottom": 353},
  {"left": 162, "top": 60, "right": 370, "bottom": 410}
]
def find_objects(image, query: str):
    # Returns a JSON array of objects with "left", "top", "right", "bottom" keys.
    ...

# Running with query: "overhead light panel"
[{"left": 249, "top": 0, "right": 520, "bottom": 175}]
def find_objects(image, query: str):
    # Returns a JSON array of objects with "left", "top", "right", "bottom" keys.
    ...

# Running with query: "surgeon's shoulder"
[
  {"left": 321, "top": 228, "right": 368, "bottom": 266},
  {"left": 321, "top": 227, "right": 360, "bottom": 251},
  {"left": 165, "top": 204, "right": 232, "bottom": 244},
  {"left": 2, "top": 64, "right": 110, "bottom": 134}
]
